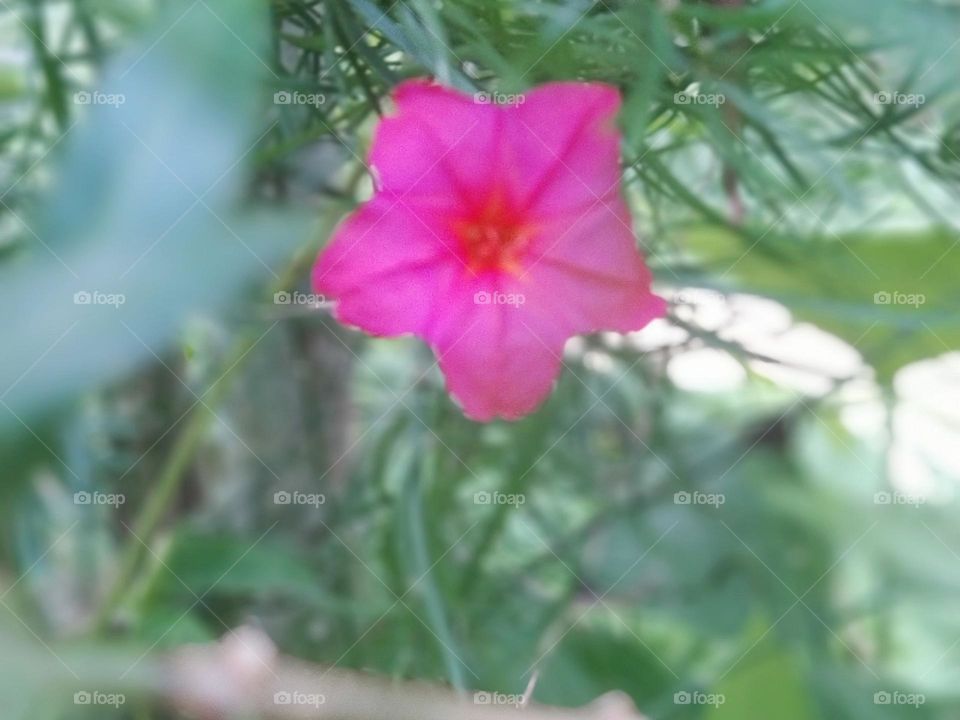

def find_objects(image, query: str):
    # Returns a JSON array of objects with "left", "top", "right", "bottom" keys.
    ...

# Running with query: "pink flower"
[{"left": 312, "top": 79, "right": 666, "bottom": 421}]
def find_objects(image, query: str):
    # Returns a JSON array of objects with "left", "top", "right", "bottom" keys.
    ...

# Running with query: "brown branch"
[{"left": 163, "top": 628, "right": 649, "bottom": 720}]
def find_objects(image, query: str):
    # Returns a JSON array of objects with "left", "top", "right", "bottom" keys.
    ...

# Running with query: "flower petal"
[
  {"left": 370, "top": 79, "right": 502, "bottom": 207},
  {"left": 506, "top": 82, "right": 622, "bottom": 216},
  {"left": 427, "top": 279, "right": 564, "bottom": 421},
  {"left": 312, "top": 195, "right": 461, "bottom": 337},
  {"left": 521, "top": 197, "right": 666, "bottom": 335}
]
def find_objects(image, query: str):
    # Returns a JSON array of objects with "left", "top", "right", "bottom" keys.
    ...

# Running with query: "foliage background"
[{"left": 1, "top": 0, "right": 959, "bottom": 718}]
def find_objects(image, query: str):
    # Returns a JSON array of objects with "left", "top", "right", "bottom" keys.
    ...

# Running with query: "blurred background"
[{"left": 1, "top": 0, "right": 959, "bottom": 718}]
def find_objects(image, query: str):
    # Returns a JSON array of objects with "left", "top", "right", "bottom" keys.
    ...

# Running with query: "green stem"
[
  {"left": 91, "top": 344, "right": 242, "bottom": 632},
  {"left": 459, "top": 419, "right": 548, "bottom": 598},
  {"left": 93, "top": 203, "right": 349, "bottom": 634},
  {"left": 403, "top": 428, "right": 468, "bottom": 693},
  {"left": 28, "top": 2, "right": 69, "bottom": 131}
]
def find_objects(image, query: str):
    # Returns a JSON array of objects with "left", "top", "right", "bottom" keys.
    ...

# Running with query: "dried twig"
[{"left": 163, "top": 628, "right": 648, "bottom": 720}]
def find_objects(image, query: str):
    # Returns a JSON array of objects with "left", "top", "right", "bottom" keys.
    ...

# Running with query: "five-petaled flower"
[{"left": 312, "top": 79, "right": 666, "bottom": 421}]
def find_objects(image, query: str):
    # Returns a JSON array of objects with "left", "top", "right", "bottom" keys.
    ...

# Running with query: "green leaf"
[
  {"left": 144, "top": 529, "right": 320, "bottom": 602},
  {"left": 707, "top": 621, "right": 816, "bottom": 720},
  {"left": 536, "top": 622, "right": 677, "bottom": 709},
  {"left": 678, "top": 225, "right": 960, "bottom": 380},
  {"left": 0, "top": 0, "right": 308, "bottom": 425}
]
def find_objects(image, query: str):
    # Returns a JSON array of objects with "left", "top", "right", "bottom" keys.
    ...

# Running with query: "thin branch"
[{"left": 162, "top": 628, "right": 649, "bottom": 720}]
